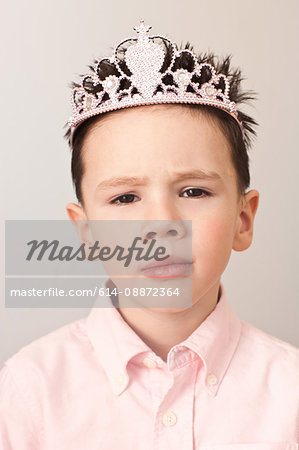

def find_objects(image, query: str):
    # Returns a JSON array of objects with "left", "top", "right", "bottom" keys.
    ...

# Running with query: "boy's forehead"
[
  {"left": 80, "top": 108, "right": 235, "bottom": 180},
  {"left": 83, "top": 106, "right": 231, "bottom": 166},
  {"left": 86, "top": 103, "right": 228, "bottom": 146}
]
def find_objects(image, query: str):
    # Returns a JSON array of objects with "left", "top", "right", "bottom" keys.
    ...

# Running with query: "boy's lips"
[{"left": 141, "top": 255, "right": 193, "bottom": 278}]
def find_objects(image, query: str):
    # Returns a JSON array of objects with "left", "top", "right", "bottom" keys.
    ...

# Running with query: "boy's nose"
[{"left": 142, "top": 220, "right": 187, "bottom": 240}]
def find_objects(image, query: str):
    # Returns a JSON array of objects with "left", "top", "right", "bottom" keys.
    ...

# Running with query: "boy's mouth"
[{"left": 141, "top": 255, "right": 193, "bottom": 278}]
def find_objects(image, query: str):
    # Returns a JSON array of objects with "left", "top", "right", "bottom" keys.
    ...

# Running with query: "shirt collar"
[
  {"left": 181, "top": 283, "right": 242, "bottom": 396},
  {"left": 86, "top": 279, "right": 242, "bottom": 396},
  {"left": 86, "top": 278, "right": 151, "bottom": 395}
]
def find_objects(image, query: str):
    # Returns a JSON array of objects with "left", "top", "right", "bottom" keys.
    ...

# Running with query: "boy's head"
[
  {"left": 64, "top": 20, "right": 258, "bottom": 209},
  {"left": 64, "top": 21, "right": 259, "bottom": 309}
]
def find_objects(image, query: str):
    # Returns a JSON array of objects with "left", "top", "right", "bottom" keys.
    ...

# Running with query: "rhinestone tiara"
[{"left": 68, "top": 19, "right": 245, "bottom": 147}]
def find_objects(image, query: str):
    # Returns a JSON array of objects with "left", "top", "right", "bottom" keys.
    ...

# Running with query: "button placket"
[{"left": 153, "top": 359, "right": 197, "bottom": 449}]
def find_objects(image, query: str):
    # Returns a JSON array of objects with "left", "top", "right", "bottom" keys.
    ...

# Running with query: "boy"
[{"left": 0, "top": 20, "right": 298, "bottom": 449}]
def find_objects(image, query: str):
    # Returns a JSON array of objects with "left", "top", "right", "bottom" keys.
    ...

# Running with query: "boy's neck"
[{"left": 116, "top": 281, "right": 221, "bottom": 363}]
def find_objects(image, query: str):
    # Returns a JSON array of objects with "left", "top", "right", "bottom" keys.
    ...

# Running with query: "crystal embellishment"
[
  {"left": 85, "top": 96, "right": 93, "bottom": 109},
  {"left": 175, "top": 69, "right": 191, "bottom": 85},
  {"left": 205, "top": 86, "right": 216, "bottom": 97},
  {"left": 103, "top": 75, "right": 118, "bottom": 91}
]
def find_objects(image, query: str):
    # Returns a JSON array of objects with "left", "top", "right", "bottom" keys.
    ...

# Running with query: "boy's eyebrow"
[{"left": 96, "top": 169, "right": 222, "bottom": 191}]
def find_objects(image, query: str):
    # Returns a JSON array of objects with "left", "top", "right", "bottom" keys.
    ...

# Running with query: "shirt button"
[
  {"left": 206, "top": 373, "right": 218, "bottom": 386},
  {"left": 162, "top": 411, "right": 177, "bottom": 427},
  {"left": 143, "top": 357, "right": 157, "bottom": 369}
]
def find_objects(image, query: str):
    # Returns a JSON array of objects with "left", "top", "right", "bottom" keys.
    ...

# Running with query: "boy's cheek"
[
  {"left": 192, "top": 214, "right": 234, "bottom": 244},
  {"left": 192, "top": 217, "right": 235, "bottom": 265}
]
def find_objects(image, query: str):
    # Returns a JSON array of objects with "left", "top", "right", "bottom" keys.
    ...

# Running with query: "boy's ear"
[
  {"left": 66, "top": 202, "right": 87, "bottom": 222},
  {"left": 233, "top": 190, "right": 259, "bottom": 252},
  {"left": 66, "top": 202, "right": 93, "bottom": 245}
]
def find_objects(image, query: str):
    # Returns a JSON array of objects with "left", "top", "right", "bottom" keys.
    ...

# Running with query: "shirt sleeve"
[{"left": 0, "top": 363, "right": 40, "bottom": 449}]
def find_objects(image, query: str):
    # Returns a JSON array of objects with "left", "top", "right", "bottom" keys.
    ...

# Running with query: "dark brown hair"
[{"left": 63, "top": 40, "right": 258, "bottom": 206}]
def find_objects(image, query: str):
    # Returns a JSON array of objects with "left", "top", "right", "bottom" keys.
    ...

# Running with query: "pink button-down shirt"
[{"left": 0, "top": 281, "right": 298, "bottom": 449}]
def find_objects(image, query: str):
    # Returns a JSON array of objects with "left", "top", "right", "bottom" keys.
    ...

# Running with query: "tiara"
[{"left": 68, "top": 19, "right": 245, "bottom": 146}]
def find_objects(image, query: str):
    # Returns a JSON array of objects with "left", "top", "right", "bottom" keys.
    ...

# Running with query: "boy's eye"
[
  {"left": 180, "top": 188, "right": 211, "bottom": 198},
  {"left": 109, "top": 188, "right": 211, "bottom": 205},
  {"left": 110, "top": 193, "right": 138, "bottom": 205}
]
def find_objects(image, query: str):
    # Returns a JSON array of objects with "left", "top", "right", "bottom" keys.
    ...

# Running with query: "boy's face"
[{"left": 67, "top": 104, "right": 259, "bottom": 308}]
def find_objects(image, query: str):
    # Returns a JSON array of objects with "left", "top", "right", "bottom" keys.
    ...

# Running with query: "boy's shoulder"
[
  {"left": 1, "top": 316, "right": 91, "bottom": 374},
  {"left": 239, "top": 319, "right": 299, "bottom": 377},
  {"left": 241, "top": 319, "right": 299, "bottom": 354},
  {"left": 0, "top": 315, "right": 103, "bottom": 437}
]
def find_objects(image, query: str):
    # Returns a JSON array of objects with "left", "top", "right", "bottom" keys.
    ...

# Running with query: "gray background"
[{"left": 1, "top": 0, "right": 298, "bottom": 366}]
